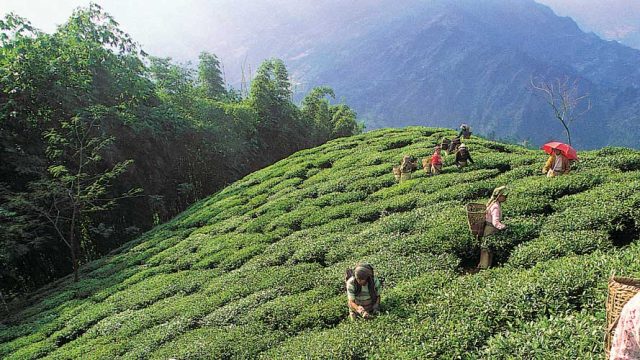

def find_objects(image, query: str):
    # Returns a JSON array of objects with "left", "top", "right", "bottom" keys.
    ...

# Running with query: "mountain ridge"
[{"left": 272, "top": 0, "right": 640, "bottom": 148}]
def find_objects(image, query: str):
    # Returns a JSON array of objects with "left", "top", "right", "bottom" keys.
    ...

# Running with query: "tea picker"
[
  {"left": 466, "top": 186, "right": 508, "bottom": 269},
  {"left": 345, "top": 264, "right": 382, "bottom": 320},
  {"left": 606, "top": 276, "right": 640, "bottom": 359}
]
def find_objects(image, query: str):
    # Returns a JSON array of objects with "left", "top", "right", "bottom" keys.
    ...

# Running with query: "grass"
[{"left": 1, "top": 126, "right": 640, "bottom": 359}]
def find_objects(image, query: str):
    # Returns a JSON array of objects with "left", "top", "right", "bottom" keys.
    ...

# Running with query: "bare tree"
[{"left": 531, "top": 76, "right": 592, "bottom": 146}]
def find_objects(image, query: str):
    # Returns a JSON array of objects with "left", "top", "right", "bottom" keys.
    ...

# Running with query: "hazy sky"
[
  {"left": 2, "top": 0, "right": 640, "bottom": 62},
  {"left": 536, "top": 0, "right": 640, "bottom": 48}
]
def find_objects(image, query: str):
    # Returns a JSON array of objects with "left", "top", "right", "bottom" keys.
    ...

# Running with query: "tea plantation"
[{"left": 2, "top": 127, "right": 640, "bottom": 359}]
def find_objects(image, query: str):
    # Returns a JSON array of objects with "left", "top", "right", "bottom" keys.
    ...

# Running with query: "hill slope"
[{"left": 2, "top": 127, "right": 640, "bottom": 358}]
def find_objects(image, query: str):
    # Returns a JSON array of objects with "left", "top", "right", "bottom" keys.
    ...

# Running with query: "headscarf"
[
  {"left": 354, "top": 263, "right": 377, "bottom": 300},
  {"left": 355, "top": 264, "right": 372, "bottom": 280},
  {"left": 486, "top": 185, "right": 508, "bottom": 207},
  {"left": 460, "top": 143, "right": 467, "bottom": 149}
]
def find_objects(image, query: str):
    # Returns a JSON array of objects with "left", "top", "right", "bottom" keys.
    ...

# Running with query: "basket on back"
[
  {"left": 605, "top": 276, "right": 640, "bottom": 359},
  {"left": 392, "top": 166, "right": 401, "bottom": 182},
  {"left": 465, "top": 203, "right": 486, "bottom": 238}
]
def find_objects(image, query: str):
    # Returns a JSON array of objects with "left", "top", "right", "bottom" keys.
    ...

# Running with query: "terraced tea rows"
[{"left": 2, "top": 127, "right": 640, "bottom": 359}]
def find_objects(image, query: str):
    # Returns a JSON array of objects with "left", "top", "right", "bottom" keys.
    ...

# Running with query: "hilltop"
[{"left": 2, "top": 127, "right": 640, "bottom": 358}]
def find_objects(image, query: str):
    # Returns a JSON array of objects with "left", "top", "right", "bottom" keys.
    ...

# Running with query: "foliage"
[
  {"left": 1, "top": 58, "right": 640, "bottom": 360},
  {"left": 0, "top": 5, "right": 360, "bottom": 294},
  {"left": 0, "top": 9, "right": 640, "bottom": 359}
]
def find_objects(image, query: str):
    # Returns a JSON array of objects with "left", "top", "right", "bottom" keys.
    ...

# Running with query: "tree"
[
  {"left": 21, "top": 109, "right": 140, "bottom": 282},
  {"left": 301, "top": 87, "right": 362, "bottom": 142},
  {"left": 301, "top": 87, "right": 335, "bottom": 142},
  {"left": 198, "top": 51, "right": 226, "bottom": 99},
  {"left": 330, "top": 104, "right": 361, "bottom": 139},
  {"left": 249, "top": 58, "right": 300, "bottom": 150},
  {"left": 1, "top": 5, "right": 147, "bottom": 284},
  {"left": 531, "top": 76, "right": 591, "bottom": 146}
]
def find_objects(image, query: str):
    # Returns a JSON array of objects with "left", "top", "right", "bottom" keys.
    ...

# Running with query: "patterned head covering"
[
  {"left": 487, "top": 185, "right": 508, "bottom": 207},
  {"left": 354, "top": 264, "right": 373, "bottom": 281}
]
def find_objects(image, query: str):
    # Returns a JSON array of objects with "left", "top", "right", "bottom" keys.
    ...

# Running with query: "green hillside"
[{"left": 2, "top": 127, "right": 640, "bottom": 359}]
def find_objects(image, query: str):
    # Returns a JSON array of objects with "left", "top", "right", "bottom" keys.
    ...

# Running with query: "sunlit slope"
[{"left": 2, "top": 127, "right": 640, "bottom": 359}]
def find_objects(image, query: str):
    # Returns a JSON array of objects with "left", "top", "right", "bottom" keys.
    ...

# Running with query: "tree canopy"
[{"left": 0, "top": 5, "right": 361, "bottom": 296}]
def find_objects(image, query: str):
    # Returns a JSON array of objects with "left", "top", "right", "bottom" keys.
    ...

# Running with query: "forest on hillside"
[{"left": 0, "top": 4, "right": 361, "bottom": 297}]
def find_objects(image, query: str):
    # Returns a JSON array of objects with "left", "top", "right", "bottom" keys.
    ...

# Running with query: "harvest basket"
[
  {"left": 465, "top": 203, "right": 486, "bottom": 237},
  {"left": 605, "top": 276, "right": 640, "bottom": 359},
  {"left": 392, "top": 166, "right": 401, "bottom": 181},
  {"left": 399, "top": 172, "right": 412, "bottom": 182}
]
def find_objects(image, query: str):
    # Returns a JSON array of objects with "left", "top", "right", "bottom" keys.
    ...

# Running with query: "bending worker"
[
  {"left": 458, "top": 124, "right": 472, "bottom": 139},
  {"left": 542, "top": 148, "right": 570, "bottom": 177},
  {"left": 346, "top": 264, "right": 381, "bottom": 320},
  {"left": 455, "top": 143, "right": 474, "bottom": 170},
  {"left": 479, "top": 186, "right": 508, "bottom": 269},
  {"left": 610, "top": 291, "right": 640, "bottom": 358}
]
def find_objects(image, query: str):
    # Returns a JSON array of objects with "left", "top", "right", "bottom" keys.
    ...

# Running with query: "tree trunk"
[
  {"left": 0, "top": 290, "right": 8, "bottom": 313},
  {"left": 560, "top": 119, "right": 572, "bottom": 146},
  {"left": 69, "top": 207, "right": 79, "bottom": 282}
]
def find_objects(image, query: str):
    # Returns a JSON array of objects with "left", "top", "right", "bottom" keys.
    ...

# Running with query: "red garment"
[{"left": 431, "top": 153, "right": 442, "bottom": 166}]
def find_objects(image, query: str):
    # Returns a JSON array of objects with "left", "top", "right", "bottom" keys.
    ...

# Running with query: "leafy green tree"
[
  {"left": 250, "top": 58, "right": 296, "bottom": 126},
  {"left": 0, "top": 5, "right": 147, "bottom": 286},
  {"left": 198, "top": 51, "right": 226, "bottom": 99},
  {"left": 301, "top": 87, "right": 334, "bottom": 142},
  {"left": 301, "top": 87, "right": 361, "bottom": 142},
  {"left": 330, "top": 104, "right": 361, "bottom": 138},
  {"left": 11, "top": 110, "right": 140, "bottom": 282}
]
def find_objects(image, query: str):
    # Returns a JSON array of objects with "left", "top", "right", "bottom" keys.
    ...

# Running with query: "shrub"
[
  {"left": 481, "top": 311, "right": 602, "bottom": 359},
  {"left": 150, "top": 325, "right": 285, "bottom": 360},
  {"left": 508, "top": 230, "right": 612, "bottom": 268}
]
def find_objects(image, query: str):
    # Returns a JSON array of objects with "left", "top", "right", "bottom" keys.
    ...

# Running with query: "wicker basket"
[
  {"left": 465, "top": 203, "right": 486, "bottom": 237},
  {"left": 605, "top": 276, "right": 640, "bottom": 359},
  {"left": 392, "top": 166, "right": 401, "bottom": 181}
]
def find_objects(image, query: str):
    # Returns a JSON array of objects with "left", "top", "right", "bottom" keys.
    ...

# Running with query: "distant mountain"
[{"left": 207, "top": 0, "right": 640, "bottom": 149}]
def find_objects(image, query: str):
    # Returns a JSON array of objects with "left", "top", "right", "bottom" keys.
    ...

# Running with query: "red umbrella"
[{"left": 541, "top": 141, "right": 578, "bottom": 161}]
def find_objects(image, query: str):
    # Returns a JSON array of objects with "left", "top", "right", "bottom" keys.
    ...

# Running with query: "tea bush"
[
  {"left": 3, "top": 127, "right": 640, "bottom": 359},
  {"left": 508, "top": 230, "right": 612, "bottom": 268}
]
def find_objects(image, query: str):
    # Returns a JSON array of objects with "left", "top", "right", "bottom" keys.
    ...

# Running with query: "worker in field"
[
  {"left": 399, "top": 155, "right": 418, "bottom": 182},
  {"left": 345, "top": 263, "right": 382, "bottom": 320},
  {"left": 458, "top": 124, "right": 472, "bottom": 139},
  {"left": 479, "top": 186, "right": 508, "bottom": 269},
  {"left": 448, "top": 136, "right": 462, "bottom": 154},
  {"left": 454, "top": 143, "right": 474, "bottom": 170},
  {"left": 610, "top": 291, "right": 640, "bottom": 358},
  {"left": 440, "top": 137, "right": 451, "bottom": 154},
  {"left": 425, "top": 146, "right": 443, "bottom": 176},
  {"left": 542, "top": 148, "right": 570, "bottom": 177}
]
